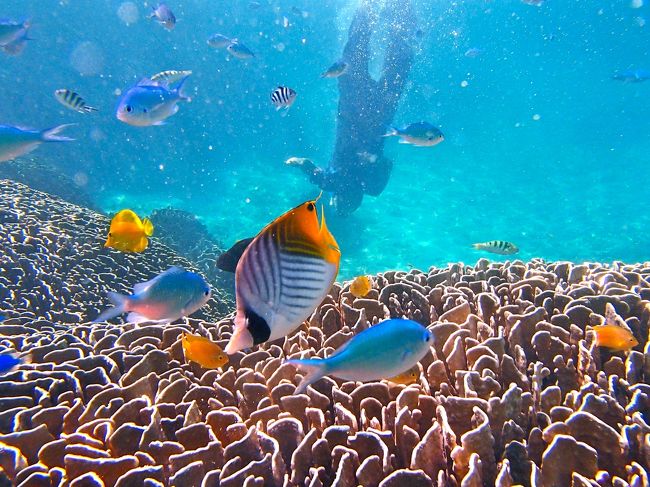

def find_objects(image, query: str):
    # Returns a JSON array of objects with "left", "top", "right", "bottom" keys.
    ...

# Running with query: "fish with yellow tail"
[
  {"left": 349, "top": 275, "right": 372, "bottom": 298},
  {"left": 223, "top": 195, "right": 340, "bottom": 354},
  {"left": 182, "top": 332, "right": 229, "bottom": 369},
  {"left": 286, "top": 318, "right": 432, "bottom": 393},
  {"left": 104, "top": 209, "right": 154, "bottom": 253},
  {"left": 472, "top": 240, "right": 519, "bottom": 255},
  {"left": 386, "top": 363, "right": 421, "bottom": 385},
  {"left": 592, "top": 302, "right": 639, "bottom": 351}
]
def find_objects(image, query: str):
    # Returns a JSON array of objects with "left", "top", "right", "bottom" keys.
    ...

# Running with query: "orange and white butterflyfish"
[
  {"left": 104, "top": 209, "right": 154, "bottom": 253},
  {"left": 182, "top": 332, "right": 229, "bottom": 369},
  {"left": 224, "top": 196, "right": 340, "bottom": 354}
]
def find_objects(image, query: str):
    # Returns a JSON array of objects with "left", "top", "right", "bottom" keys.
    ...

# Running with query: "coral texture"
[
  {"left": 0, "top": 179, "right": 231, "bottom": 323},
  {"left": 1, "top": 255, "right": 649, "bottom": 485}
]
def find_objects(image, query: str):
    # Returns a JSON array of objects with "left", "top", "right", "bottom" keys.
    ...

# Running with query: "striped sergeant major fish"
[
  {"left": 224, "top": 194, "right": 340, "bottom": 354},
  {"left": 472, "top": 240, "right": 519, "bottom": 255},
  {"left": 150, "top": 69, "right": 192, "bottom": 86},
  {"left": 270, "top": 86, "right": 297, "bottom": 111},
  {"left": 54, "top": 89, "right": 98, "bottom": 114}
]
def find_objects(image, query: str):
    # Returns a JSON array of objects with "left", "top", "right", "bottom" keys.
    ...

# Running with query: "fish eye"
[
  {"left": 143, "top": 108, "right": 148, "bottom": 113},
  {"left": 125, "top": 105, "right": 132, "bottom": 113},
  {"left": 108, "top": 232, "right": 112, "bottom": 237},
  {"left": 424, "top": 331, "right": 432, "bottom": 342},
  {"left": 204, "top": 290, "right": 210, "bottom": 296},
  {"left": 306, "top": 202, "right": 315, "bottom": 212}
]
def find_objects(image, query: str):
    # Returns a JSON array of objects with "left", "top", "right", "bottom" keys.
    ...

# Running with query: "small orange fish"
[
  {"left": 386, "top": 363, "right": 421, "bottom": 385},
  {"left": 349, "top": 275, "right": 372, "bottom": 298},
  {"left": 593, "top": 325, "right": 638, "bottom": 351},
  {"left": 104, "top": 209, "right": 154, "bottom": 253},
  {"left": 182, "top": 332, "right": 229, "bottom": 369}
]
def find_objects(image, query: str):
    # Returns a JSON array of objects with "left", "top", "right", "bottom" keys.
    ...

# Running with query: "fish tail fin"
[
  {"left": 93, "top": 291, "right": 130, "bottom": 323},
  {"left": 142, "top": 218, "right": 154, "bottom": 236},
  {"left": 471, "top": 243, "right": 482, "bottom": 250},
  {"left": 382, "top": 127, "right": 398, "bottom": 137},
  {"left": 285, "top": 358, "right": 328, "bottom": 394},
  {"left": 224, "top": 322, "right": 254, "bottom": 355},
  {"left": 41, "top": 124, "right": 76, "bottom": 143},
  {"left": 173, "top": 75, "right": 192, "bottom": 101},
  {"left": 83, "top": 106, "right": 99, "bottom": 113}
]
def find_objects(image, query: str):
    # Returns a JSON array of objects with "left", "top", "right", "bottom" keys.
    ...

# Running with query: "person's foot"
[{"left": 285, "top": 157, "right": 316, "bottom": 173}]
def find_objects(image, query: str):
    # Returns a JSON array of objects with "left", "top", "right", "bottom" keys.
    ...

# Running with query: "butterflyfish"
[
  {"left": 286, "top": 318, "right": 432, "bottom": 393},
  {"left": 104, "top": 209, "right": 154, "bottom": 253},
  {"left": 182, "top": 332, "right": 229, "bottom": 369},
  {"left": 224, "top": 196, "right": 340, "bottom": 354}
]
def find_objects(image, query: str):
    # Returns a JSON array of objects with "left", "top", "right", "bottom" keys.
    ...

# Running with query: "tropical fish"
[
  {"left": 216, "top": 237, "right": 254, "bottom": 273},
  {"left": 207, "top": 34, "right": 232, "bottom": 49},
  {"left": 227, "top": 41, "right": 255, "bottom": 59},
  {"left": 182, "top": 332, "right": 229, "bottom": 369},
  {"left": 386, "top": 363, "right": 421, "bottom": 385},
  {"left": 286, "top": 318, "right": 433, "bottom": 393},
  {"left": 116, "top": 75, "right": 190, "bottom": 126},
  {"left": 54, "top": 89, "right": 98, "bottom": 114},
  {"left": 321, "top": 61, "right": 348, "bottom": 78},
  {"left": 1, "top": 22, "right": 30, "bottom": 56},
  {"left": 150, "top": 69, "right": 192, "bottom": 85},
  {"left": 472, "top": 240, "right": 519, "bottom": 255},
  {"left": 521, "top": 0, "right": 543, "bottom": 5},
  {"left": 383, "top": 122, "right": 444, "bottom": 147},
  {"left": 0, "top": 124, "right": 74, "bottom": 163},
  {"left": 592, "top": 303, "right": 639, "bottom": 351},
  {"left": 271, "top": 86, "right": 297, "bottom": 111},
  {"left": 94, "top": 266, "right": 211, "bottom": 324},
  {"left": 249, "top": 1, "right": 262, "bottom": 10},
  {"left": 224, "top": 196, "right": 340, "bottom": 354},
  {"left": 349, "top": 275, "right": 372, "bottom": 298},
  {"left": 464, "top": 47, "right": 482, "bottom": 58},
  {"left": 0, "top": 354, "right": 21, "bottom": 374},
  {"left": 104, "top": 209, "right": 154, "bottom": 253},
  {"left": 149, "top": 3, "right": 176, "bottom": 30},
  {"left": 0, "top": 19, "right": 30, "bottom": 46},
  {"left": 612, "top": 69, "right": 650, "bottom": 83}
]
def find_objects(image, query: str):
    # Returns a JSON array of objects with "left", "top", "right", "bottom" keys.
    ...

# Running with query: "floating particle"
[
  {"left": 275, "top": 42, "right": 285, "bottom": 52},
  {"left": 635, "top": 16, "right": 646, "bottom": 27},
  {"left": 117, "top": 2, "right": 139, "bottom": 25},
  {"left": 631, "top": 0, "right": 643, "bottom": 8},
  {"left": 73, "top": 172, "right": 88, "bottom": 187},
  {"left": 70, "top": 41, "right": 105, "bottom": 76},
  {"left": 532, "top": 113, "right": 541, "bottom": 121},
  {"left": 460, "top": 80, "right": 469, "bottom": 88}
]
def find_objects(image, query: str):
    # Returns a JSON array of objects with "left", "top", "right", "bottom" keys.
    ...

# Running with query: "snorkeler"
[{"left": 290, "top": 0, "right": 417, "bottom": 216}]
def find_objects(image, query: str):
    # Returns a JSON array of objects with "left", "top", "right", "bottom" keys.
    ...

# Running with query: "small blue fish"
[
  {"left": 0, "top": 124, "right": 75, "bottom": 163},
  {"left": 0, "top": 354, "right": 21, "bottom": 374},
  {"left": 612, "top": 69, "right": 650, "bottom": 83},
  {"left": 149, "top": 3, "right": 176, "bottom": 31},
  {"left": 286, "top": 318, "right": 432, "bottom": 393},
  {"left": 321, "top": 61, "right": 348, "bottom": 78},
  {"left": 116, "top": 76, "right": 190, "bottom": 126},
  {"left": 94, "top": 266, "right": 211, "bottom": 324},
  {"left": 208, "top": 34, "right": 232, "bottom": 49},
  {"left": 227, "top": 41, "right": 255, "bottom": 59},
  {"left": 0, "top": 18, "right": 29, "bottom": 46},
  {"left": 383, "top": 122, "right": 444, "bottom": 147}
]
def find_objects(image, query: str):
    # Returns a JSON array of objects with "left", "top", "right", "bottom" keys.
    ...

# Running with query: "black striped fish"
[
  {"left": 270, "top": 86, "right": 297, "bottom": 111},
  {"left": 54, "top": 89, "right": 98, "bottom": 114},
  {"left": 472, "top": 240, "right": 519, "bottom": 255},
  {"left": 150, "top": 69, "right": 192, "bottom": 86},
  {"left": 225, "top": 196, "right": 340, "bottom": 354}
]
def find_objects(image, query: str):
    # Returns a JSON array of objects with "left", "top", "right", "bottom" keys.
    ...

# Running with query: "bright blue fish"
[
  {"left": 383, "top": 122, "right": 444, "bottom": 147},
  {"left": 286, "top": 318, "right": 433, "bottom": 393},
  {"left": 116, "top": 76, "right": 190, "bottom": 126},
  {"left": 94, "top": 266, "right": 211, "bottom": 324},
  {"left": 0, "top": 124, "right": 75, "bottom": 163},
  {"left": 0, "top": 354, "right": 21, "bottom": 374}
]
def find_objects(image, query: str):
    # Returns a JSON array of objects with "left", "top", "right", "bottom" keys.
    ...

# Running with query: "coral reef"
[
  {"left": 0, "top": 179, "right": 231, "bottom": 323},
  {"left": 0, "top": 160, "right": 97, "bottom": 211},
  {"left": 1, "top": 255, "right": 649, "bottom": 486},
  {"left": 148, "top": 208, "right": 233, "bottom": 294}
]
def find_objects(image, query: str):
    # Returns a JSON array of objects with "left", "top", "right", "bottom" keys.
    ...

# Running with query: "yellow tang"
[
  {"left": 349, "top": 275, "right": 372, "bottom": 298},
  {"left": 225, "top": 194, "right": 340, "bottom": 354},
  {"left": 104, "top": 209, "right": 154, "bottom": 253},
  {"left": 182, "top": 332, "right": 229, "bottom": 369},
  {"left": 386, "top": 363, "right": 421, "bottom": 385}
]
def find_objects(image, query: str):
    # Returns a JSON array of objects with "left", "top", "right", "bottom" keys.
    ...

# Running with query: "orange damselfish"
[{"left": 182, "top": 332, "right": 229, "bottom": 369}]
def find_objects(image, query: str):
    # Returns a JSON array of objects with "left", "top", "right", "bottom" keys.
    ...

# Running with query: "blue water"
[{"left": 2, "top": 0, "right": 649, "bottom": 279}]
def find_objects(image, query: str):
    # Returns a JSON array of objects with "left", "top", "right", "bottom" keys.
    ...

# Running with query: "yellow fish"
[
  {"left": 593, "top": 303, "right": 638, "bottom": 351},
  {"left": 349, "top": 275, "right": 372, "bottom": 298},
  {"left": 386, "top": 363, "right": 421, "bottom": 385},
  {"left": 182, "top": 332, "right": 229, "bottom": 369},
  {"left": 104, "top": 209, "right": 154, "bottom": 253}
]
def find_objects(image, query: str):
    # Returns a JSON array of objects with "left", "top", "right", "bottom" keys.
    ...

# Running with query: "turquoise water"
[{"left": 2, "top": 0, "right": 649, "bottom": 279}]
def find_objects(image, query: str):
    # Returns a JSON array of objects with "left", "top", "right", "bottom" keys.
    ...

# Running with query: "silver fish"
[
  {"left": 321, "top": 61, "right": 348, "bottom": 78},
  {"left": 472, "top": 240, "right": 519, "bottom": 255},
  {"left": 0, "top": 124, "right": 74, "bottom": 162},
  {"left": 227, "top": 41, "right": 255, "bottom": 59},
  {"left": 150, "top": 69, "right": 192, "bottom": 85},
  {"left": 207, "top": 34, "right": 231, "bottom": 49},
  {"left": 383, "top": 122, "right": 444, "bottom": 147},
  {"left": 149, "top": 3, "right": 176, "bottom": 30},
  {"left": 54, "top": 89, "right": 98, "bottom": 114}
]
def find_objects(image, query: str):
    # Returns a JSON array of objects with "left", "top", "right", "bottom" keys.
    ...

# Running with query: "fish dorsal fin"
[
  {"left": 133, "top": 277, "right": 156, "bottom": 294},
  {"left": 112, "top": 209, "right": 140, "bottom": 224},
  {"left": 163, "top": 266, "right": 184, "bottom": 275},
  {"left": 137, "top": 77, "right": 162, "bottom": 87},
  {"left": 217, "top": 237, "right": 254, "bottom": 273}
]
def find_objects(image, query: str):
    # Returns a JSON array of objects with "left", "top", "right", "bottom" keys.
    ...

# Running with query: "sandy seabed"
[{"left": 0, "top": 180, "right": 649, "bottom": 486}]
